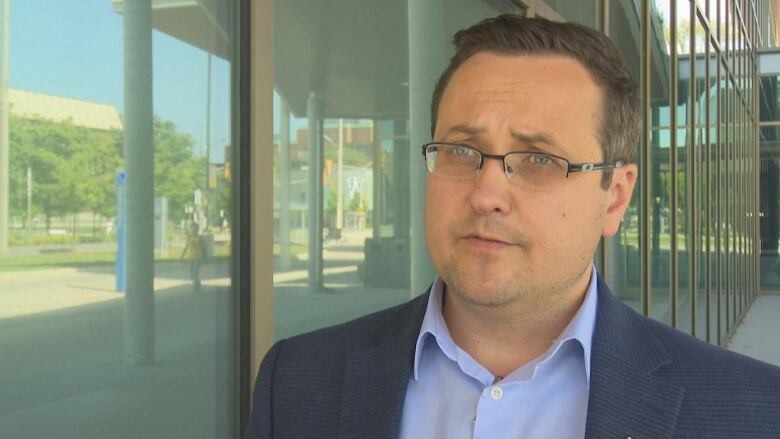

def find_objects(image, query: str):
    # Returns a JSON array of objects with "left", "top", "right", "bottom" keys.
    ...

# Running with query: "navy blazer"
[{"left": 247, "top": 278, "right": 780, "bottom": 438}]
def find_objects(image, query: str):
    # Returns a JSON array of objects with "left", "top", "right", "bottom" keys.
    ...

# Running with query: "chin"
[{"left": 446, "top": 273, "right": 521, "bottom": 308}]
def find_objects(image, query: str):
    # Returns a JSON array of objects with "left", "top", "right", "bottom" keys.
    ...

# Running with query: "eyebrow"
[
  {"left": 439, "top": 124, "right": 561, "bottom": 150},
  {"left": 438, "top": 124, "right": 485, "bottom": 139},
  {"left": 509, "top": 130, "right": 560, "bottom": 149}
]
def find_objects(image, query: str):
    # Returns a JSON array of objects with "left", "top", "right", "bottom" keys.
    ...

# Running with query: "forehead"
[
  {"left": 436, "top": 53, "right": 604, "bottom": 150},
  {"left": 444, "top": 52, "right": 600, "bottom": 100}
]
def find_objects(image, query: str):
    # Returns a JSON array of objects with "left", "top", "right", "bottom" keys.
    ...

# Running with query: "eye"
[
  {"left": 530, "top": 154, "right": 553, "bottom": 165},
  {"left": 452, "top": 145, "right": 472, "bottom": 157}
]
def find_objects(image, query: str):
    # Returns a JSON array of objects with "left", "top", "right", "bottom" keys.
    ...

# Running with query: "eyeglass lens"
[{"left": 425, "top": 143, "right": 568, "bottom": 188}]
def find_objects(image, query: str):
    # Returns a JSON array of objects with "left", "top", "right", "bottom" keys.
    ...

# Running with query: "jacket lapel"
[
  {"left": 338, "top": 291, "right": 430, "bottom": 439},
  {"left": 585, "top": 279, "right": 685, "bottom": 439}
]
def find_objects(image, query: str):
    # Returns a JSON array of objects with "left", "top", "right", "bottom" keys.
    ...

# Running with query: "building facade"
[{"left": 0, "top": 0, "right": 777, "bottom": 437}]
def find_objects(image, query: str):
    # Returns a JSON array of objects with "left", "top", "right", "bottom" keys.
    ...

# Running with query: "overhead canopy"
[
  {"left": 274, "top": 1, "right": 518, "bottom": 119},
  {"left": 110, "top": 0, "right": 670, "bottom": 120},
  {"left": 112, "top": 0, "right": 233, "bottom": 60},
  {"left": 274, "top": 0, "right": 409, "bottom": 120}
]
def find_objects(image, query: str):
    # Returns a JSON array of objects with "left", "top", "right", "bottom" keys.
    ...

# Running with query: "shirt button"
[{"left": 490, "top": 386, "right": 503, "bottom": 400}]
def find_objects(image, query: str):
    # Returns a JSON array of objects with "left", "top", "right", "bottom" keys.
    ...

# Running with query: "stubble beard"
[{"left": 437, "top": 216, "right": 593, "bottom": 313}]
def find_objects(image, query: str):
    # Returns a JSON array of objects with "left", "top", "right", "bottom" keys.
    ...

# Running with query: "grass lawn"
[
  {"left": 0, "top": 242, "right": 306, "bottom": 272},
  {"left": 0, "top": 252, "right": 118, "bottom": 272}
]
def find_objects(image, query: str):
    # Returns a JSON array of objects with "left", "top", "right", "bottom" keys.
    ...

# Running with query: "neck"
[{"left": 441, "top": 268, "right": 592, "bottom": 378}]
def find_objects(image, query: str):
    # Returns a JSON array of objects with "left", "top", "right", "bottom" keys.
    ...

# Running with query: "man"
[
  {"left": 247, "top": 15, "right": 780, "bottom": 438},
  {"left": 181, "top": 222, "right": 205, "bottom": 292}
]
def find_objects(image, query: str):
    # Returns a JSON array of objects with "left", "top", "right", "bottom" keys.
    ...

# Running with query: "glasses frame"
[{"left": 421, "top": 142, "right": 625, "bottom": 183}]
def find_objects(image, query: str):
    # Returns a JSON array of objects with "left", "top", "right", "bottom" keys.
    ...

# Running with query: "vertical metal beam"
[
  {"left": 724, "top": 0, "right": 731, "bottom": 335},
  {"left": 307, "top": 92, "right": 324, "bottom": 290},
  {"left": 641, "top": 0, "right": 651, "bottom": 317},
  {"left": 754, "top": 40, "right": 760, "bottom": 298},
  {"left": 235, "top": 0, "right": 252, "bottom": 430},
  {"left": 249, "top": 0, "right": 274, "bottom": 396},
  {"left": 716, "top": 42, "right": 722, "bottom": 346},
  {"left": 705, "top": 28, "right": 712, "bottom": 343},
  {"left": 278, "top": 99, "right": 292, "bottom": 270},
  {"left": 123, "top": 0, "right": 155, "bottom": 365},
  {"left": 730, "top": 1, "right": 736, "bottom": 328},
  {"left": 689, "top": 0, "right": 697, "bottom": 337},
  {"left": 670, "top": 0, "right": 679, "bottom": 329}
]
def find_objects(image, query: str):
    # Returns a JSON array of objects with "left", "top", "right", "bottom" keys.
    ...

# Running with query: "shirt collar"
[{"left": 412, "top": 265, "right": 599, "bottom": 382}]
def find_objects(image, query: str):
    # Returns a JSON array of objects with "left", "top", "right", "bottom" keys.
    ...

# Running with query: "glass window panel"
[
  {"left": 758, "top": 76, "right": 779, "bottom": 123},
  {"left": 0, "top": 1, "right": 241, "bottom": 438},
  {"left": 546, "top": 0, "right": 602, "bottom": 29},
  {"left": 709, "top": 37, "right": 720, "bottom": 344},
  {"left": 608, "top": 0, "right": 643, "bottom": 312},
  {"left": 694, "top": 16, "right": 708, "bottom": 341},
  {"left": 272, "top": 0, "right": 502, "bottom": 341},
  {"left": 675, "top": 0, "right": 692, "bottom": 335}
]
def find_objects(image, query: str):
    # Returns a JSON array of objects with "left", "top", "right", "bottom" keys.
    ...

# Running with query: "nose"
[{"left": 469, "top": 156, "right": 512, "bottom": 216}]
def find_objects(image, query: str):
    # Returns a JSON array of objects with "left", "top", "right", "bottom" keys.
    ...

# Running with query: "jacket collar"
[
  {"left": 584, "top": 277, "right": 685, "bottom": 438},
  {"left": 338, "top": 289, "right": 431, "bottom": 439},
  {"left": 337, "top": 278, "right": 686, "bottom": 439}
]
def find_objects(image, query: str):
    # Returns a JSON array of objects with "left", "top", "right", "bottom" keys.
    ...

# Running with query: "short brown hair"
[{"left": 431, "top": 15, "right": 640, "bottom": 186}]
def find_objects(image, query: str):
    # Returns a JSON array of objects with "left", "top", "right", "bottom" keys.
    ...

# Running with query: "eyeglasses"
[{"left": 422, "top": 142, "right": 624, "bottom": 189}]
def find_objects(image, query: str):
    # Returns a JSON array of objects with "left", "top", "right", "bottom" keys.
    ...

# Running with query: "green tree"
[
  {"left": 8, "top": 114, "right": 202, "bottom": 232},
  {"left": 9, "top": 116, "right": 121, "bottom": 228},
  {"left": 153, "top": 117, "right": 204, "bottom": 222}
]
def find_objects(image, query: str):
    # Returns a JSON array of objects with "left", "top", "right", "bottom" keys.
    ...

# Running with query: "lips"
[
  {"left": 462, "top": 234, "right": 513, "bottom": 249},
  {"left": 465, "top": 234, "right": 511, "bottom": 245}
]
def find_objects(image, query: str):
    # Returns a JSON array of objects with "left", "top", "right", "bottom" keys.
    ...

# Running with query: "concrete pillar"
[
  {"left": 0, "top": 0, "right": 9, "bottom": 253},
  {"left": 279, "top": 99, "right": 291, "bottom": 270},
  {"left": 336, "top": 118, "right": 344, "bottom": 230},
  {"left": 307, "top": 92, "right": 324, "bottom": 290},
  {"left": 409, "top": 0, "right": 446, "bottom": 295},
  {"left": 393, "top": 120, "right": 409, "bottom": 239},
  {"left": 372, "top": 120, "right": 382, "bottom": 238},
  {"left": 123, "top": 0, "right": 155, "bottom": 365}
]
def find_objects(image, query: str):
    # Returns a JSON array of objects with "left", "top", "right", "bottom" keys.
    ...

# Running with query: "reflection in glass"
[
  {"left": 650, "top": 0, "right": 673, "bottom": 325},
  {"left": 1, "top": 1, "right": 239, "bottom": 437},
  {"left": 609, "top": 0, "right": 643, "bottom": 312},
  {"left": 548, "top": 0, "right": 602, "bottom": 29},
  {"left": 672, "top": 0, "right": 692, "bottom": 335}
]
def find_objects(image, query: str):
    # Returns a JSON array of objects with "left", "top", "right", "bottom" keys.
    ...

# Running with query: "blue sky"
[{"left": 7, "top": 0, "right": 231, "bottom": 162}]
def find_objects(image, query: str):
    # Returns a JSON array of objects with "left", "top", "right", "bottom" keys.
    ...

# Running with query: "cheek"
[{"left": 425, "top": 181, "right": 459, "bottom": 246}]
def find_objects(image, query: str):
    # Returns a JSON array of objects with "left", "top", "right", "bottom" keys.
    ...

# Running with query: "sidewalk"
[
  {"left": 726, "top": 293, "right": 780, "bottom": 367},
  {"left": 2, "top": 238, "right": 779, "bottom": 438}
]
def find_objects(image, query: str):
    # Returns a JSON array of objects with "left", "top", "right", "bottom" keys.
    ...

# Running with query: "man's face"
[{"left": 425, "top": 52, "right": 636, "bottom": 308}]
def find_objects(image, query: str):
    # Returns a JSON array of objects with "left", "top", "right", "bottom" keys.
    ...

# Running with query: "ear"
[{"left": 602, "top": 163, "right": 638, "bottom": 238}]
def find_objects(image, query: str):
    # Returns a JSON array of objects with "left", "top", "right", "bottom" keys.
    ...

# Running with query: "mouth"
[{"left": 462, "top": 234, "right": 513, "bottom": 249}]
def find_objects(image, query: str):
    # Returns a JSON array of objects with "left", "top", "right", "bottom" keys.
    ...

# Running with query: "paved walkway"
[
  {"left": 1, "top": 234, "right": 779, "bottom": 438},
  {"left": 727, "top": 293, "right": 780, "bottom": 367}
]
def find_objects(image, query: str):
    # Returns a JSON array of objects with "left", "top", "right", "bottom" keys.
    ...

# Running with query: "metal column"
[
  {"left": 279, "top": 99, "right": 292, "bottom": 270},
  {"left": 307, "top": 92, "right": 324, "bottom": 290}
]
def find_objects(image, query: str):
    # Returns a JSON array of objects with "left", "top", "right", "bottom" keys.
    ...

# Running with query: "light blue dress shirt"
[{"left": 399, "top": 267, "right": 599, "bottom": 438}]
